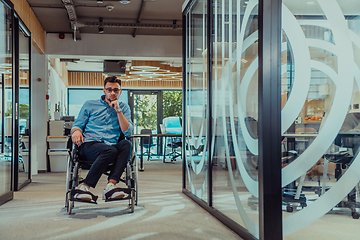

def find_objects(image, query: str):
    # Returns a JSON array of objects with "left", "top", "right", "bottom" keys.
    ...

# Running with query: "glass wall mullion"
[
  {"left": 12, "top": 16, "right": 19, "bottom": 191},
  {"left": 258, "top": 0, "right": 282, "bottom": 239},
  {"left": 207, "top": 0, "right": 213, "bottom": 207},
  {"left": 182, "top": 12, "right": 187, "bottom": 189}
]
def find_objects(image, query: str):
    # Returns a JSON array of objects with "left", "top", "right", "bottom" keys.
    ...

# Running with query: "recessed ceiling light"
[
  {"left": 307, "top": 1, "right": 315, "bottom": 5},
  {"left": 119, "top": 0, "right": 130, "bottom": 4},
  {"left": 131, "top": 66, "right": 160, "bottom": 71}
]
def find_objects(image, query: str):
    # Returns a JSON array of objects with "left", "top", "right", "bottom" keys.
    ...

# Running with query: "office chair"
[
  {"left": 243, "top": 117, "right": 304, "bottom": 212},
  {"left": 323, "top": 132, "right": 360, "bottom": 219},
  {"left": 167, "top": 137, "right": 182, "bottom": 161},
  {"left": 140, "top": 129, "right": 155, "bottom": 160}
]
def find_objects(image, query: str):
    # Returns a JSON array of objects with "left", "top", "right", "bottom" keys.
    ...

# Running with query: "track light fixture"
[{"left": 99, "top": 17, "right": 104, "bottom": 34}]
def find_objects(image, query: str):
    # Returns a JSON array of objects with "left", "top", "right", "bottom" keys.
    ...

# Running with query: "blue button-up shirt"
[{"left": 71, "top": 95, "right": 134, "bottom": 145}]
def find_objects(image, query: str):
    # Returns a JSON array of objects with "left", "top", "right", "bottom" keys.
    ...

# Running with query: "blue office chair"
[{"left": 161, "top": 120, "right": 182, "bottom": 162}]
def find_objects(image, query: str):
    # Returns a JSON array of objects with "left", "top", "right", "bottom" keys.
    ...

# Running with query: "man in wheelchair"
[{"left": 71, "top": 76, "right": 134, "bottom": 202}]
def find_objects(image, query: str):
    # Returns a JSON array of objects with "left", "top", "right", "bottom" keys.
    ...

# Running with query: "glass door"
[
  {"left": 0, "top": 1, "right": 13, "bottom": 204},
  {"left": 129, "top": 91, "right": 162, "bottom": 158},
  {"left": 14, "top": 17, "right": 30, "bottom": 190}
]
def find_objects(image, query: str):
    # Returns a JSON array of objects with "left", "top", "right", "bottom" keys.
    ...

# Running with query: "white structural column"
[{"left": 31, "top": 45, "right": 48, "bottom": 172}]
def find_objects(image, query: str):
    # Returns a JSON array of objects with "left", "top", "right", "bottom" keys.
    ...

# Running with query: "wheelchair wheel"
[
  {"left": 68, "top": 161, "right": 79, "bottom": 214},
  {"left": 133, "top": 155, "right": 138, "bottom": 205},
  {"left": 65, "top": 155, "right": 74, "bottom": 214},
  {"left": 131, "top": 197, "right": 135, "bottom": 213}
]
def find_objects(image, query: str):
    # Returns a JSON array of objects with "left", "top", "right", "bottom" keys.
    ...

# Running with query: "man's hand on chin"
[{"left": 106, "top": 98, "right": 120, "bottom": 111}]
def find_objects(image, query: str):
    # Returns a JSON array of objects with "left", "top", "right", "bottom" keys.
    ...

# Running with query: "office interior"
[{"left": 1, "top": 0, "right": 360, "bottom": 239}]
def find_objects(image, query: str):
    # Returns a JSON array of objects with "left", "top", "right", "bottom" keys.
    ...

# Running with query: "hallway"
[{"left": 0, "top": 160, "right": 241, "bottom": 240}]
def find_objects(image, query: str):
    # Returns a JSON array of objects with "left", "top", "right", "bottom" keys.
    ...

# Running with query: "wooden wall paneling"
[
  {"left": 30, "top": 9, "right": 46, "bottom": 54},
  {"left": 68, "top": 71, "right": 182, "bottom": 89},
  {"left": 49, "top": 58, "right": 69, "bottom": 86},
  {"left": 19, "top": 70, "right": 29, "bottom": 85},
  {"left": 12, "top": 0, "right": 45, "bottom": 54}
]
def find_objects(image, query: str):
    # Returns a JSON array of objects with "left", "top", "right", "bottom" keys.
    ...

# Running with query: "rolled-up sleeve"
[
  {"left": 71, "top": 101, "right": 90, "bottom": 134},
  {"left": 121, "top": 103, "right": 134, "bottom": 136}
]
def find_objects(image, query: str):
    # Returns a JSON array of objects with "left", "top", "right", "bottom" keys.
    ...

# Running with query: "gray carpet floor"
[{"left": 0, "top": 160, "right": 242, "bottom": 240}]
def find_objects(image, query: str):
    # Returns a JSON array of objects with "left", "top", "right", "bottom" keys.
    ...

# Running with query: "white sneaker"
[
  {"left": 103, "top": 183, "right": 125, "bottom": 200},
  {"left": 74, "top": 184, "right": 92, "bottom": 202}
]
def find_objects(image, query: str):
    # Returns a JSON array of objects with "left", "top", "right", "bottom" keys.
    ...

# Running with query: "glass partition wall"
[
  {"left": 0, "top": 0, "right": 13, "bottom": 204},
  {"left": 212, "top": 0, "right": 260, "bottom": 235},
  {"left": 16, "top": 19, "right": 30, "bottom": 190},
  {"left": 183, "top": 0, "right": 360, "bottom": 239},
  {"left": 184, "top": 0, "right": 209, "bottom": 204},
  {"left": 281, "top": 1, "right": 360, "bottom": 239}
]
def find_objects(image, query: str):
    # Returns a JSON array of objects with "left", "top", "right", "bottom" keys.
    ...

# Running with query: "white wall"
[
  {"left": 48, "top": 66, "right": 67, "bottom": 121},
  {"left": 46, "top": 33, "right": 182, "bottom": 60},
  {"left": 31, "top": 45, "right": 48, "bottom": 172}
]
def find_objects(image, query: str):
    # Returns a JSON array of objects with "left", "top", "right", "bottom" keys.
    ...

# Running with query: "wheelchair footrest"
[
  {"left": 104, "top": 187, "right": 132, "bottom": 202},
  {"left": 70, "top": 189, "right": 98, "bottom": 204}
]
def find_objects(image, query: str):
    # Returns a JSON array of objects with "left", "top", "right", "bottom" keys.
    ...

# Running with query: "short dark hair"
[{"left": 104, "top": 76, "right": 121, "bottom": 88}]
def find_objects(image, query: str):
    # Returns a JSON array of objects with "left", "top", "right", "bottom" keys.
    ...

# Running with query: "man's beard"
[{"left": 107, "top": 95, "right": 117, "bottom": 102}]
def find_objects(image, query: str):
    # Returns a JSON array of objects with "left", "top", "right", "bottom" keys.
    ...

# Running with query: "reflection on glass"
[
  {"left": 133, "top": 94, "right": 157, "bottom": 134},
  {"left": 282, "top": 0, "right": 360, "bottom": 238},
  {"left": 0, "top": 4, "right": 12, "bottom": 200},
  {"left": 162, "top": 91, "right": 182, "bottom": 119},
  {"left": 211, "top": 0, "right": 259, "bottom": 236},
  {"left": 185, "top": 0, "right": 209, "bottom": 203},
  {"left": 18, "top": 28, "right": 30, "bottom": 187},
  {"left": 133, "top": 94, "right": 158, "bottom": 158}
]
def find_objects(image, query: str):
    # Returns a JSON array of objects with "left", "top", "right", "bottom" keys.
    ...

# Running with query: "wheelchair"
[{"left": 64, "top": 137, "right": 138, "bottom": 215}]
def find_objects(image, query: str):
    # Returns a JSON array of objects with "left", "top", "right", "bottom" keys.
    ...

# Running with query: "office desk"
[
  {"left": 337, "top": 132, "right": 360, "bottom": 137},
  {"left": 282, "top": 133, "right": 318, "bottom": 138},
  {"left": 283, "top": 133, "right": 318, "bottom": 154},
  {"left": 130, "top": 133, "right": 182, "bottom": 171}
]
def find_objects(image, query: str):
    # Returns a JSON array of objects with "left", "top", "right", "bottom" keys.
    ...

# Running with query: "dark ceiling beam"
[
  {"left": 81, "top": 21, "right": 182, "bottom": 29},
  {"left": 132, "top": 0, "right": 146, "bottom": 38}
]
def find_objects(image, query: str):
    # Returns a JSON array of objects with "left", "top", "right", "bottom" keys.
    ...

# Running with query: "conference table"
[{"left": 129, "top": 133, "right": 182, "bottom": 171}]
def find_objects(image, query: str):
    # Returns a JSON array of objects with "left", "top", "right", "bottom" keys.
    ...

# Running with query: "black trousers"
[{"left": 78, "top": 139, "right": 132, "bottom": 188}]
